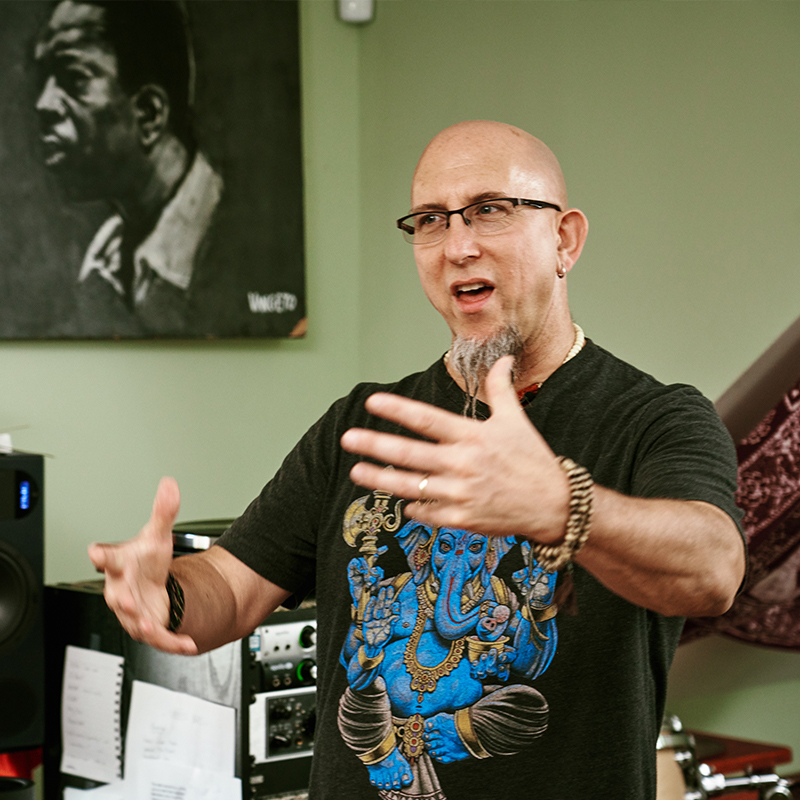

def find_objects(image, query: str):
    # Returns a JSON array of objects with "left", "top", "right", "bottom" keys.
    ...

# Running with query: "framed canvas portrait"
[{"left": 0, "top": 0, "right": 305, "bottom": 339}]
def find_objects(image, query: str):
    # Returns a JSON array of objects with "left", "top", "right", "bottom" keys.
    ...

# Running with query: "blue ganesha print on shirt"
[{"left": 338, "top": 490, "right": 559, "bottom": 799}]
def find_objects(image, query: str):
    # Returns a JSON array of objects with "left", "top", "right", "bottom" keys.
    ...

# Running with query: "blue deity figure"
[{"left": 338, "top": 510, "right": 559, "bottom": 799}]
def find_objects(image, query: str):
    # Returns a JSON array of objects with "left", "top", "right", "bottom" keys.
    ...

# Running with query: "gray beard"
[{"left": 449, "top": 326, "right": 524, "bottom": 418}]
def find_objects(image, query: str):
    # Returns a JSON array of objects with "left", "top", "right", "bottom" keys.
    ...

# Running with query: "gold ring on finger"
[{"left": 418, "top": 475, "right": 429, "bottom": 501}]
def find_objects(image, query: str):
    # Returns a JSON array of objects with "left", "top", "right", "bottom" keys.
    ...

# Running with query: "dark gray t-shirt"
[{"left": 219, "top": 340, "right": 742, "bottom": 800}]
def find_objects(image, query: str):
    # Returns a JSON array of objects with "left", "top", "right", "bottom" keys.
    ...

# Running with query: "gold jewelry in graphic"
[
  {"left": 403, "top": 586, "right": 466, "bottom": 703},
  {"left": 454, "top": 707, "right": 491, "bottom": 760}
]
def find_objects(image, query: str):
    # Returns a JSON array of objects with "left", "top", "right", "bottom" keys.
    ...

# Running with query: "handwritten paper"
[
  {"left": 60, "top": 645, "right": 124, "bottom": 784},
  {"left": 63, "top": 766, "right": 240, "bottom": 800},
  {"left": 131, "top": 761, "right": 241, "bottom": 800},
  {"left": 124, "top": 680, "right": 236, "bottom": 785}
]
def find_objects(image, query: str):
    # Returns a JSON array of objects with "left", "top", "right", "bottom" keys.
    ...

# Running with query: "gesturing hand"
[
  {"left": 87, "top": 477, "right": 198, "bottom": 655},
  {"left": 340, "top": 356, "right": 569, "bottom": 545}
]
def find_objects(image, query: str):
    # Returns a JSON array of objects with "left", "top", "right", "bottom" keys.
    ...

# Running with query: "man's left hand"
[{"left": 340, "top": 356, "right": 569, "bottom": 544}]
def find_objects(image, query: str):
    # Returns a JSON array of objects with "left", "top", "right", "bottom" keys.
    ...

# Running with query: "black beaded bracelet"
[{"left": 166, "top": 572, "right": 185, "bottom": 632}]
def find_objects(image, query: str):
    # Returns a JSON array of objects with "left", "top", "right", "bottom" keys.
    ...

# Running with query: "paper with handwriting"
[{"left": 60, "top": 645, "right": 124, "bottom": 784}]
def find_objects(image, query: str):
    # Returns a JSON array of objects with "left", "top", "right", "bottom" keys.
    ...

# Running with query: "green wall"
[
  {"left": 2, "top": 0, "right": 798, "bottom": 775},
  {"left": 357, "top": 0, "right": 800, "bottom": 397}
]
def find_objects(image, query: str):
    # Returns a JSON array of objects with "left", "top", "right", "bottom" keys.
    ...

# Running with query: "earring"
[{"left": 556, "top": 265, "right": 566, "bottom": 279}]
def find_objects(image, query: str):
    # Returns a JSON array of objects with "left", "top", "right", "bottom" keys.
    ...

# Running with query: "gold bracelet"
[
  {"left": 357, "top": 645, "right": 385, "bottom": 671},
  {"left": 454, "top": 707, "right": 491, "bottom": 760},
  {"left": 357, "top": 729, "right": 396, "bottom": 765},
  {"left": 531, "top": 456, "right": 593, "bottom": 573}
]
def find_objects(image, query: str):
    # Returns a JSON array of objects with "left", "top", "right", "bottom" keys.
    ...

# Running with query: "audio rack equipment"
[{"left": 44, "top": 516, "right": 318, "bottom": 799}]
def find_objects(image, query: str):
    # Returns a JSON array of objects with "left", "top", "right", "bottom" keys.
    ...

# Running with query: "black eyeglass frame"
[{"left": 396, "top": 197, "right": 563, "bottom": 244}]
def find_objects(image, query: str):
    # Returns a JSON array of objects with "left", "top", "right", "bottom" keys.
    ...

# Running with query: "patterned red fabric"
[{"left": 682, "top": 377, "right": 800, "bottom": 648}]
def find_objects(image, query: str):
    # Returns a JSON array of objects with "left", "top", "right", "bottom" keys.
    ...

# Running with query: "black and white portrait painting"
[{"left": 0, "top": 0, "right": 305, "bottom": 339}]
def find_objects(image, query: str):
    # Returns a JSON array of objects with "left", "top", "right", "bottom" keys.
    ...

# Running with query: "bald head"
[
  {"left": 411, "top": 121, "right": 568, "bottom": 211},
  {"left": 407, "top": 120, "right": 589, "bottom": 381}
]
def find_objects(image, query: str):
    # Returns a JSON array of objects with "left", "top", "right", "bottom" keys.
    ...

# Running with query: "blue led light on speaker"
[{"left": 19, "top": 480, "right": 30, "bottom": 511}]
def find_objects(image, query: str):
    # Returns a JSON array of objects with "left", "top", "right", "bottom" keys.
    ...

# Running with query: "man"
[
  {"left": 90, "top": 121, "right": 746, "bottom": 799},
  {"left": 34, "top": 0, "right": 223, "bottom": 336}
]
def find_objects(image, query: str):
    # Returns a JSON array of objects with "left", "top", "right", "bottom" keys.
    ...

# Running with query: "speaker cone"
[{"left": 0, "top": 542, "right": 38, "bottom": 655}]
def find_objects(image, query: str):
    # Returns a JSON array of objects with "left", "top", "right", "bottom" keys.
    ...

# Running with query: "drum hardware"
[
  {"left": 697, "top": 763, "right": 793, "bottom": 799},
  {"left": 658, "top": 714, "right": 794, "bottom": 800}
]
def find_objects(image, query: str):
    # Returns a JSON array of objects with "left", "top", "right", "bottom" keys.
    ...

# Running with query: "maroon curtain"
[{"left": 682, "top": 376, "right": 800, "bottom": 648}]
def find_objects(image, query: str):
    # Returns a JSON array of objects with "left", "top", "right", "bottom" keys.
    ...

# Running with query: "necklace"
[
  {"left": 516, "top": 322, "right": 585, "bottom": 399},
  {"left": 403, "top": 584, "right": 466, "bottom": 703}
]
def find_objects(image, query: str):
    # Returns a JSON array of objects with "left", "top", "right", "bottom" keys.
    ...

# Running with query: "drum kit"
[{"left": 656, "top": 714, "right": 794, "bottom": 800}]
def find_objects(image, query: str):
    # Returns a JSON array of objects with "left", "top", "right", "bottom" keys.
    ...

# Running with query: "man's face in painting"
[{"left": 34, "top": 1, "right": 140, "bottom": 203}]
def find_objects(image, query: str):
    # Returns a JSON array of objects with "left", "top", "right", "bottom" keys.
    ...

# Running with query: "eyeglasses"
[{"left": 396, "top": 197, "right": 562, "bottom": 245}]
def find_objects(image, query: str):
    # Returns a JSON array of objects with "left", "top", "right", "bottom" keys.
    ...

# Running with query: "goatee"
[{"left": 449, "top": 326, "right": 524, "bottom": 418}]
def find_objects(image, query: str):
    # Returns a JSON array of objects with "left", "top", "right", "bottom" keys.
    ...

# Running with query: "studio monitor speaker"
[{"left": 0, "top": 453, "right": 44, "bottom": 751}]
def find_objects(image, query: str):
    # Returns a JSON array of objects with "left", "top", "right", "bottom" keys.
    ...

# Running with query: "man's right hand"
[{"left": 87, "top": 476, "right": 198, "bottom": 655}]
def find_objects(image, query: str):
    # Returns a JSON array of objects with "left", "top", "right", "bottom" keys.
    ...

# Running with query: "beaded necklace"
[{"left": 516, "top": 323, "right": 585, "bottom": 401}]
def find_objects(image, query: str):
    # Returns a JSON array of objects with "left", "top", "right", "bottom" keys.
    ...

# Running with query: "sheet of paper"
[
  {"left": 63, "top": 784, "right": 126, "bottom": 799},
  {"left": 61, "top": 769, "right": 240, "bottom": 800},
  {"left": 131, "top": 762, "right": 241, "bottom": 800},
  {"left": 60, "top": 645, "right": 124, "bottom": 784},
  {"left": 124, "top": 680, "right": 235, "bottom": 779}
]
